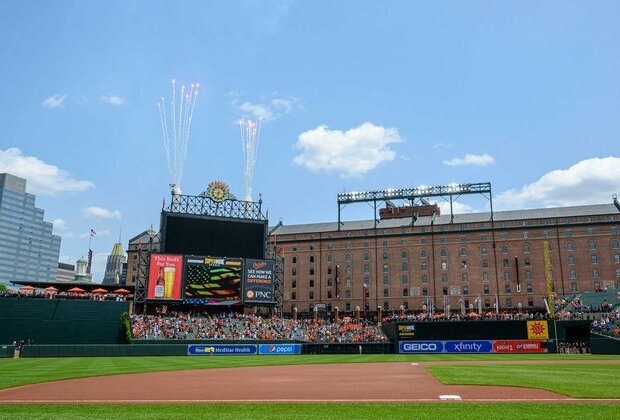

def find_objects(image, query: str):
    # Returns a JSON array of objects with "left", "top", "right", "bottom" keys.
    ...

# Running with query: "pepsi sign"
[{"left": 258, "top": 344, "right": 302, "bottom": 355}]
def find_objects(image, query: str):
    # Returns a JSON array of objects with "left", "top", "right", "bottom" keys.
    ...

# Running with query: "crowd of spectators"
[
  {"left": 557, "top": 296, "right": 615, "bottom": 315},
  {"left": 131, "top": 311, "right": 389, "bottom": 343},
  {"left": 590, "top": 311, "right": 620, "bottom": 338},
  {"left": 382, "top": 310, "right": 547, "bottom": 323},
  {"left": 0, "top": 289, "right": 129, "bottom": 301}
]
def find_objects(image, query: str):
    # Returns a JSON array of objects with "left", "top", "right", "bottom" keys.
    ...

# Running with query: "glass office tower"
[{"left": 0, "top": 173, "right": 61, "bottom": 286}]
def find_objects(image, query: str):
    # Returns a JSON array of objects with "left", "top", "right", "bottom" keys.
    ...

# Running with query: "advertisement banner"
[
  {"left": 187, "top": 344, "right": 257, "bottom": 356},
  {"left": 397, "top": 324, "right": 416, "bottom": 339},
  {"left": 399, "top": 341, "right": 444, "bottom": 353},
  {"left": 493, "top": 340, "right": 547, "bottom": 353},
  {"left": 184, "top": 256, "right": 243, "bottom": 305},
  {"left": 527, "top": 320, "right": 549, "bottom": 339},
  {"left": 444, "top": 340, "right": 493, "bottom": 353},
  {"left": 243, "top": 259, "right": 275, "bottom": 304},
  {"left": 147, "top": 254, "right": 183, "bottom": 300},
  {"left": 258, "top": 344, "right": 302, "bottom": 355}
]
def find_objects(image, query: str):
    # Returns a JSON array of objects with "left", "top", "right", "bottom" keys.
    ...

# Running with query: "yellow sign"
[{"left": 527, "top": 320, "right": 549, "bottom": 339}]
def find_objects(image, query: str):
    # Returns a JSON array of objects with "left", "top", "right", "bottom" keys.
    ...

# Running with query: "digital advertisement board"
[
  {"left": 184, "top": 256, "right": 242, "bottom": 305},
  {"left": 493, "top": 340, "right": 548, "bottom": 353},
  {"left": 444, "top": 340, "right": 493, "bottom": 353},
  {"left": 400, "top": 340, "right": 544, "bottom": 354},
  {"left": 399, "top": 341, "right": 443, "bottom": 353},
  {"left": 258, "top": 344, "right": 302, "bottom": 355},
  {"left": 147, "top": 254, "right": 183, "bottom": 300},
  {"left": 243, "top": 259, "right": 275, "bottom": 304},
  {"left": 187, "top": 344, "right": 257, "bottom": 355}
]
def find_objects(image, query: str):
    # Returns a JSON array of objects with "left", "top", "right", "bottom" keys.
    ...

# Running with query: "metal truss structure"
[
  {"left": 134, "top": 243, "right": 153, "bottom": 310},
  {"left": 337, "top": 182, "right": 493, "bottom": 228},
  {"left": 166, "top": 193, "right": 264, "bottom": 220},
  {"left": 265, "top": 238, "right": 284, "bottom": 313}
]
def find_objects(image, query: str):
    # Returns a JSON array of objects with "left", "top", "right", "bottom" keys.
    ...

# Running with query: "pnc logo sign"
[{"left": 245, "top": 289, "right": 273, "bottom": 300}]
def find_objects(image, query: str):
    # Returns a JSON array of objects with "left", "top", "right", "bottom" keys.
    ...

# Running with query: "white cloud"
[
  {"left": 52, "top": 218, "right": 66, "bottom": 231},
  {"left": 230, "top": 92, "right": 302, "bottom": 122},
  {"left": 433, "top": 143, "right": 454, "bottom": 149},
  {"left": 436, "top": 201, "right": 476, "bottom": 215},
  {"left": 100, "top": 94, "right": 125, "bottom": 106},
  {"left": 293, "top": 122, "right": 402, "bottom": 178},
  {"left": 496, "top": 156, "right": 620, "bottom": 209},
  {"left": 0, "top": 148, "right": 94, "bottom": 195},
  {"left": 443, "top": 153, "right": 495, "bottom": 166},
  {"left": 83, "top": 206, "right": 122, "bottom": 219},
  {"left": 239, "top": 101, "right": 273, "bottom": 120},
  {"left": 42, "top": 94, "right": 67, "bottom": 108}
]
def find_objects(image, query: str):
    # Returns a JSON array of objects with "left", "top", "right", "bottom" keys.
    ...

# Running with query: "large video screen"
[
  {"left": 161, "top": 213, "right": 266, "bottom": 259},
  {"left": 184, "top": 256, "right": 242, "bottom": 305}
]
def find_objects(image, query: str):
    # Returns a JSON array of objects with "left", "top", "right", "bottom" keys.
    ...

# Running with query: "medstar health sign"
[{"left": 243, "top": 259, "right": 275, "bottom": 304}]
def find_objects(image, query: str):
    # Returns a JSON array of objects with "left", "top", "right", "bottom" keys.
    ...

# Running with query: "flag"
[
  {"left": 90, "top": 229, "right": 96, "bottom": 237},
  {"left": 162, "top": 196, "right": 166, "bottom": 210},
  {"left": 276, "top": 246, "right": 284, "bottom": 254}
]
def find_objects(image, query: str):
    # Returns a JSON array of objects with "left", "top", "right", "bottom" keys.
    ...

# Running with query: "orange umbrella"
[
  {"left": 19, "top": 285, "right": 35, "bottom": 291},
  {"left": 92, "top": 288, "right": 108, "bottom": 293},
  {"left": 113, "top": 288, "right": 130, "bottom": 294},
  {"left": 44, "top": 286, "right": 59, "bottom": 292},
  {"left": 67, "top": 287, "right": 85, "bottom": 293}
]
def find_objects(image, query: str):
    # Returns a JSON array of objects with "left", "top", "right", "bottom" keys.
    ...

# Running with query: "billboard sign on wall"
[
  {"left": 243, "top": 259, "right": 275, "bottom": 304},
  {"left": 493, "top": 340, "right": 547, "bottom": 353},
  {"left": 399, "top": 341, "right": 444, "bottom": 353},
  {"left": 147, "top": 254, "right": 183, "bottom": 300},
  {"left": 526, "top": 320, "right": 549, "bottom": 339},
  {"left": 444, "top": 340, "right": 493, "bottom": 353},
  {"left": 258, "top": 344, "right": 302, "bottom": 355},
  {"left": 187, "top": 344, "right": 257, "bottom": 355},
  {"left": 184, "top": 256, "right": 243, "bottom": 305}
]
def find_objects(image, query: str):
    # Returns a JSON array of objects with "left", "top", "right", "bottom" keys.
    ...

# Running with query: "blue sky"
[{"left": 1, "top": 1, "right": 619, "bottom": 282}]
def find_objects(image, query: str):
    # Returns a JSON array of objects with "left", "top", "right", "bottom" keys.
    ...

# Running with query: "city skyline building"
[
  {"left": 0, "top": 173, "right": 61, "bottom": 287},
  {"left": 102, "top": 242, "right": 127, "bottom": 285}
]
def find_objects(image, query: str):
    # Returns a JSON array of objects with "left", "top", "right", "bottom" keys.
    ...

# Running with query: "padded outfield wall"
[
  {"left": 0, "top": 299, "right": 129, "bottom": 345},
  {"left": 383, "top": 319, "right": 591, "bottom": 353}
]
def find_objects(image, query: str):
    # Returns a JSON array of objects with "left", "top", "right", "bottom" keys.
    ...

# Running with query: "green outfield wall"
[{"left": 0, "top": 299, "right": 129, "bottom": 345}]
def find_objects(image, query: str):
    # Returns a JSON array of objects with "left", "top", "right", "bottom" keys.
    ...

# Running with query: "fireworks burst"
[
  {"left": 157, "top": 79, "right": 199, "bottom": 194},
  {"left": 239, "top": 118, "right": 262, "bottom": 201}
]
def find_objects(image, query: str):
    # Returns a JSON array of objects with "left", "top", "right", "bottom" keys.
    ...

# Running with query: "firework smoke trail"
[
  {"left": 157, "top": 80, "right": 200, "bottom": 194},
  {"left": 239, "top": 118, "right": 262, "bottom": 201}
]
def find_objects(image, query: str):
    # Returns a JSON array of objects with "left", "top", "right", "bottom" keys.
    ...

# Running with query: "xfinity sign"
[
  {"left": 444, "top": 340, "right": 493, "bottom": 353},
  {"left": 399, "top": 341, "right": 444, "bottom": 353}
]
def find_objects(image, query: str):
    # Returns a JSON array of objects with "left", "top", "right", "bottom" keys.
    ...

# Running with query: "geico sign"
[{"left": 403, "top": 343, "right": 438, "bottom": 351}]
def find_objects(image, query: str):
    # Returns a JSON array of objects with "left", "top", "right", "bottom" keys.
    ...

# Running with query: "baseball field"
[{"left": 0, "top": 353, "right": 619, "bottom": 419}]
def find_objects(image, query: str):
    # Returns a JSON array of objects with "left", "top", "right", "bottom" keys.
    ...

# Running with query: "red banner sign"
[
  {"left": 147, "top": 254, "right": 183, "bottom": 300},
  {"left": 493, "top": 340, "right": 547, "bottom": 353}
]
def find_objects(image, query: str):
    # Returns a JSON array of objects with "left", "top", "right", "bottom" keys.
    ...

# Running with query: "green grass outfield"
[
  {"left": 0, "top": 403, "right": 619, "bottom": 420},
  {"left": 1, "top": 354, "right": 619, "bottom": 419}
]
